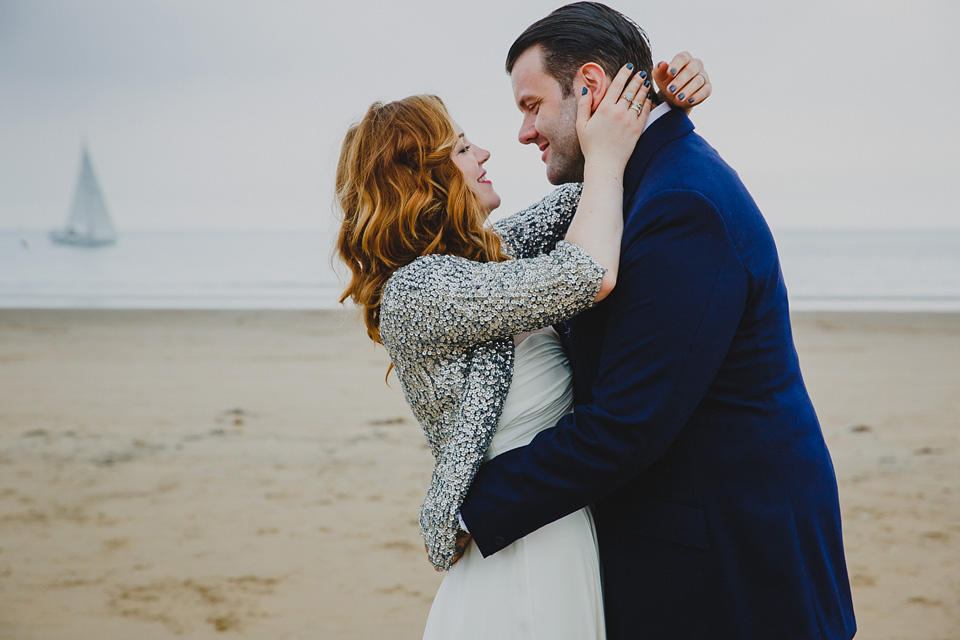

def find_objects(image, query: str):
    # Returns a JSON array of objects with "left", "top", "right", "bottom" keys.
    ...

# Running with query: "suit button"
[{"left": 494, "top": 536, "right": 505, "bottom": 547}]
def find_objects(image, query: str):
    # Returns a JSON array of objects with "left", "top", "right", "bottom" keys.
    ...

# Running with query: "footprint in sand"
[
  {"left": 92, "top": 440, "right": 165, "bottom": 467},
  {"left": 107, "top": 575, "right": 281, "bottom": 634},
  {"left": 921, "top": 530, "right": 950, "bottom": 541},
  {"left": 217, "top": 408, "right": 257, "bottom": 428},
  {"left": 368, "top": 417, "right": 406, "bottom": 426},
  {"left": 906, "top": 596, "right": 944, "bottom": 608},
  {"left": 375, "top": 583, "right": 423, "bottom": 598},
  {"left": 913, "top": 446, "right": 945, "bottom": 455},
  {"left": 102, "top": 537, "right": 130, "bottom": 552},
  {"left": 851, "top": 573, "right": 876, "bottom": 587}
]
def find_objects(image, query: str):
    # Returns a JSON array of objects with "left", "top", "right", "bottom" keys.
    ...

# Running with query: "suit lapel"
[{"left": 566, "top": 110, "right": 695, "bottom": 402}]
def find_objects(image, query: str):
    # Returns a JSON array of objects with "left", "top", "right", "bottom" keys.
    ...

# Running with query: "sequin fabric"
[{"left": 378, "top": 184, "right": 604, "bottom": 571}]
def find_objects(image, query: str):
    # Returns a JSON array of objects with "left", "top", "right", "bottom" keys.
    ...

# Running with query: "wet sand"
[{"left": 0, "top": 310, "right": 957, "bottom": 639}]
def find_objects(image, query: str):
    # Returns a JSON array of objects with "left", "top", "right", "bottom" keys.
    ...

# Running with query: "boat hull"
[{"left": 50, "top": 230, "right": 116, "bottom": 247}]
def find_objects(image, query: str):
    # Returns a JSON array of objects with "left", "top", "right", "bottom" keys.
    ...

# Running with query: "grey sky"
[{"left": 1, "top": 0, "right": 958, "bottom": 232}]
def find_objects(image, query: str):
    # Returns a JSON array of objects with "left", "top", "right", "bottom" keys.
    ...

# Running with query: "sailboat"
[{"left": 51, "top": 145, "right": 117, "bottom": 246}]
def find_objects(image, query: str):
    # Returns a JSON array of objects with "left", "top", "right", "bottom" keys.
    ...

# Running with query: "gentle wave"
[{"left": 2, "top": 229, "right": 958, "bottom": 311}]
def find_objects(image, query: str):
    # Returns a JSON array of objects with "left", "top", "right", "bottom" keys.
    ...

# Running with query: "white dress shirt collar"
[{"left": 642, "top": 101, "right": 672, "bottom": 134}]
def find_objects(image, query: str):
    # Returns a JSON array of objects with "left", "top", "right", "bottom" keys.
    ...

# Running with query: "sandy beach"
[{"left": 0, "top": 309, "right": 957, "bottom": 639}]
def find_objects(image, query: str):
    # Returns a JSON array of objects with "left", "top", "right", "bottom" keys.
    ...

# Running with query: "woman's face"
[{"left": 451, "top": 122, "right": 501, "bottom": 213}]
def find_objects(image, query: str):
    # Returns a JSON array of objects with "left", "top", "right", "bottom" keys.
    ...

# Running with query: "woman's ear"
[{"left": 578, "top": 62, "right": 608, "bottom": 111}]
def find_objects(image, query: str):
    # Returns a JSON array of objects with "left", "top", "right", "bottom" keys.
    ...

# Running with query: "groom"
[{"left": 458, "top": 3, "right": 857, "bottom": 638}]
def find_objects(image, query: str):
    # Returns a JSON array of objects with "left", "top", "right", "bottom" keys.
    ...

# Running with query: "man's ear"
[{"left": 578, "top": 63, "right": 608, "bottom": 111}]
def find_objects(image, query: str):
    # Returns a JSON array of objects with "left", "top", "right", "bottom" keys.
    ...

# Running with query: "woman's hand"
[
  {"left": 426, "top": 529, "right": 472, "bottom": 571},
  {"left": 567, "top": 64, "right": 650, "bottom": 302},
  {"left": 577, "top": 64, "right": 653, "bottom": 177},
  {"left": 655, "top": 51, "right": 712, "bottom": 111}
]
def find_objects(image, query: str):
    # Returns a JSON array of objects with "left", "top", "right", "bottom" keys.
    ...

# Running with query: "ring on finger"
[
  {"left": 629, "top": 101, "right": 643, "bottom": 114},
  {"left": 623, "top": 92, "right": 635, "bottom": 102}
]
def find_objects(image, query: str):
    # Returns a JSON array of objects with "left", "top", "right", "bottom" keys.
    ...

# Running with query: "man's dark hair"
[{"left": 506, "top": 2, "right": 654, "bottom": 99}]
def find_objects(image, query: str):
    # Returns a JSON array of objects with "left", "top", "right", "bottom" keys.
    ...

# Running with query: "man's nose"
[{"left": 518, "top": 116, "right": 538, "bottom": 145}]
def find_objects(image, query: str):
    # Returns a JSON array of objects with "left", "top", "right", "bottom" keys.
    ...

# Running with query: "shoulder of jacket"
[{"left": 380, "top": 255, "right": 475, "bottom": 327}]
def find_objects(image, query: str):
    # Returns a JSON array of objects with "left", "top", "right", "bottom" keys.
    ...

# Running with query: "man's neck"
[{"left": 572, "top": 102, "right": 673, "bottom": 184}]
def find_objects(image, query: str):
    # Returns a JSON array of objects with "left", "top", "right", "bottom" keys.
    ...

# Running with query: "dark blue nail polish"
[
  {"left": 669, "top": 84, "right": 676, "bottom": 93},
  {"left": 644, "top": 79, "right": 650, "bottom": 87},
  {"left": 626, "top": 63, "right": 634, "bottom": 70},
  {"left": 639, "top": 70, "right": 647, "bottom": 78},
  {"left": 670, "top": 68, "right": 677, "bottom": 75},
  {"left": 677, "top": 93, "right": 685, "bottom": 101},
  {"left": 688, "top": 97, "right": 695, "bottom": 104},
  {"left": 582, "top": 87, "right": 588, "bottom": 95}
]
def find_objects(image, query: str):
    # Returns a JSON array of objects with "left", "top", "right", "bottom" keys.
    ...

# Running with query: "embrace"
[{"left": 336, "top": 3, "right": 857, "bottom": 638}]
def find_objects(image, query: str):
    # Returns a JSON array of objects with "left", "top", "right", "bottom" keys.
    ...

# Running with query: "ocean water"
[
  {"left": 774, "top": 229, "right": 960, "bottom": 311},
  {"left": 1, "top": 229, "right": 958, "bottom": 311},
  {"left": 0, "top": 231, "right": 339, "bottom": 309}
]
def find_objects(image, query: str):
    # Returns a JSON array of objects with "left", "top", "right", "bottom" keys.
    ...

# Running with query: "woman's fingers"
[
  {"left": 655, "top": 52, "right": 710, "bottom": 107},
  {"left": 576, "top": 84, "right": 593, "bottom": 134},
  {"left": 619, "top": 69, "right": 647, "bottom": 108},
  {"left": 680, "top": 75, "right": 712, "bottom": 106},
  {"left": 662, "top": 55, "right": 698, "bottom": 96},
  {"left": 602, "top": 63, "right": 635, "bottom": 108},
  {"left": 616, "top": 80, "right": 651, "bottom": 133},
  {"left": 663, "top": 51, "right": 694, "bottom": 80},
  {"left": 636, "top": 84, "right": 653, "bottom": 125},
  {"left": 668, "top": 58, "right": 704, "bottom": 101},
  {"left": 652, "top": 51, "right": 692, "bottom": 97}
]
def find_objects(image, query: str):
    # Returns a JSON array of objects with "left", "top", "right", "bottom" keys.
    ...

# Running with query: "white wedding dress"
[{"left": 422, "top": 329, "right": 606, "bottom": 640}]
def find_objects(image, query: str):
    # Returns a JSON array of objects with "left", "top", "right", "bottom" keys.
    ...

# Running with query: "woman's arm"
[
  {"left": 493, "top": 183, "right": 582, "bottom": 260},
  {"left": 565, "top": 64, "right": 652, "bottom": 302},
  {"left": 380, "top": 242, "right": 605, "bottom": 350}
]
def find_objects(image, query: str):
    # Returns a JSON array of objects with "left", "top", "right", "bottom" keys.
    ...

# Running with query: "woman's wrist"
[{"left": 583, "top": 163, "right": 624, "bottom": 190}]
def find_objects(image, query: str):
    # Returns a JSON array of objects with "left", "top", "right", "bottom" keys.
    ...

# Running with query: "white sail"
[{"left": 51, "top": 146, "right": 117, "bottom": 246}]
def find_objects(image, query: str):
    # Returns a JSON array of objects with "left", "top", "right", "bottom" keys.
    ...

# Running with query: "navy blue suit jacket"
[{"left": 460, "top": 110, "right": 857, "bottom": 639}]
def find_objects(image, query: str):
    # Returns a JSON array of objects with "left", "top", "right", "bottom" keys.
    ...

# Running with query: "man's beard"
[{"left": 545, "top": 96, "right": 585, "bottom": 185}]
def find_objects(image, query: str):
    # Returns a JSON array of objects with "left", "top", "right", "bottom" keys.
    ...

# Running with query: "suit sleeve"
[{"left": 459, "top": 189, "right": 749, "bottom": 555}]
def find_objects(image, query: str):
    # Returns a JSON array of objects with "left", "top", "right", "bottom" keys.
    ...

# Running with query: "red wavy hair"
[{"left": 336, "top": 95, "right": 510, "bottom": 343}]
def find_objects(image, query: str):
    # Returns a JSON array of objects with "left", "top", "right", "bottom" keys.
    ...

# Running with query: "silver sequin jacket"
[{"left": 379, "top": 183, "right": 604, "bottom": 570}]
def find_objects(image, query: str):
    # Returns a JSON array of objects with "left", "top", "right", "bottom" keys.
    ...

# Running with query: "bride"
[{"left": 336, "top": 57, "right": 708, "bottom": 638}]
